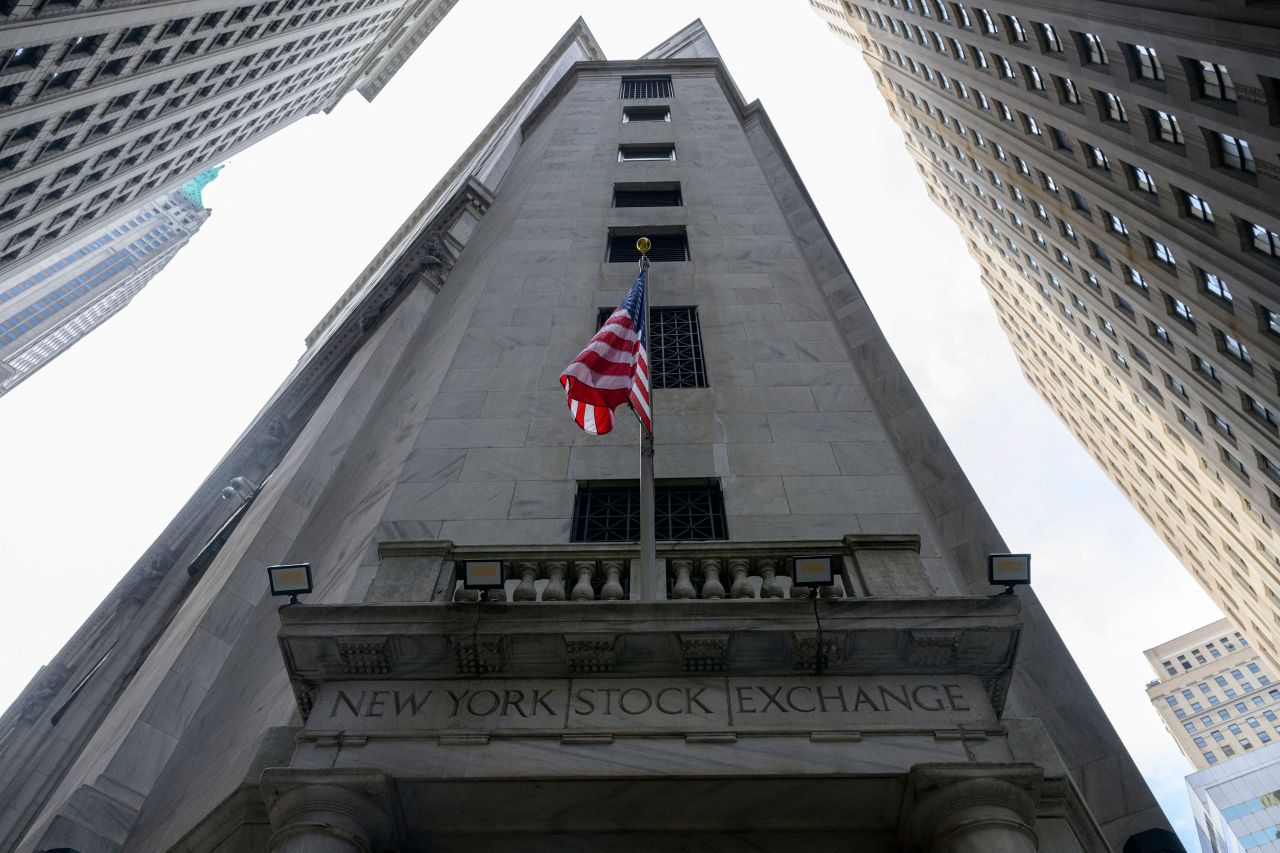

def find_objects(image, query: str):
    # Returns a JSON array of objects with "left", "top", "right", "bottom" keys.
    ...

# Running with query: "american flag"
[{"left": 560, "top": 269, "right": 651, "bottom": 436}]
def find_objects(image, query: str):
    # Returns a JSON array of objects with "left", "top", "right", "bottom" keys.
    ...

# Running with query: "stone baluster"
[
  {"left": 514, "top": 561, "right": 538, "bottom": 602},
  {"left": 542, "top": 560, "right": 567, "bottom": 602},
  {"left": 728, "top": 557, "right": 753, "bottom": 598},
  {"left": 600, "top": 559, "right": 625, "bottom": 600},
  {"left": 758, "top": 558, "right": 784, "bottom": 599},
  {"left": 701, "top": 558, "right": 725, "bottom": 599},
  {"left": 571, "top": 561, "right": 596, "bottom": 601},
  {"left": 671, "top": 559, "right": 696, "bottom": 599}
]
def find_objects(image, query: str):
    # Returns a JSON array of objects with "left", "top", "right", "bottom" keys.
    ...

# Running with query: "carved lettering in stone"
[{"left": 307, "top": 675, "right": 995, "bottom": 736}]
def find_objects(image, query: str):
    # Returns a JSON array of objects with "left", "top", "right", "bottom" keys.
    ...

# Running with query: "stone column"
[
  {"left": 261, "top": 768, "right": 398, "bottom": 853},
  {"left": 904, "top": 765, "right": 1041, "bottom": 853}
]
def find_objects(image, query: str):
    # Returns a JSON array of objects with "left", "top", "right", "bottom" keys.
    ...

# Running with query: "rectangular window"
[
  {"left": 1152, "top": 110, "right": 1183, "bottom": 144},
  {"left": 607, "top": 231, "right": 688, "bottom": 263},
  {"left": 1126, "top": 166, "right": 1156, "bottom": 195},
  {"left": 623, "top": 106, "right": 671, "bottom": 122},
  {"left": 613, "top": 182, "right": 682, "bottom": 208},
  {"left": 620, "top": 76, "right": 673, "bottom": 100},
  {"left": 571, "top": 481, "right": 727, "bottom": 542},
  {"left": 618, "top": 144, "right": 676, "bottom": 162},
  {"left": 1130, "top": 44, "right": 1163, "bottom": 80},
  {"left": 1200, "top": 270, "right": 1233, "bottom": 305},
  {"left": 1184, "top": 192, "right": 1214, "bottom": 224},
  {"left": 1250, "top": 223, "right": 1280, "bottom": 258},
  {"left": 1197, "top": 61, "right": 1236, "bottom": 102},
  {"left": 1215, "top": 132, "right": 1256, "bottom": 173},
  {"left": 1081, "top": 32, "right": 1108, "bottom": 65},
  {"left": 1100, "top": 91, "right": 1128, "bottom": 122}
]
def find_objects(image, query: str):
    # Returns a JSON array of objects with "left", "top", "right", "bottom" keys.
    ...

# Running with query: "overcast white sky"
[{"left": 0, "top": 1, "right": 1220, "bottom": 844}]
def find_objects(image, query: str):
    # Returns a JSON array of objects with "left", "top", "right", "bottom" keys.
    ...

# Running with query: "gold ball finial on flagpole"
[{"left": 636, "top": 236, "right": 651, "bottom": 255}]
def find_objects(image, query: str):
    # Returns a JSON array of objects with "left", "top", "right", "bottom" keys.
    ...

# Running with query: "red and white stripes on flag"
[{"left": 560, "top": 269, "right": 651, "bottom": 436}]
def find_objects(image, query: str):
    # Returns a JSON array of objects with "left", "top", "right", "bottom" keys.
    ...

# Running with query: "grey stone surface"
[{"left": 5, "top": 23, "right": 1170, "bottom": 853}]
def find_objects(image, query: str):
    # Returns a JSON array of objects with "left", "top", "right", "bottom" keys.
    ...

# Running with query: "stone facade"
[
  {"left": 0, "top": 19, "right": 1179, "bottom": 852},
  {"left": 808, "top": 0, "right": 1280, "bottom": 671}
]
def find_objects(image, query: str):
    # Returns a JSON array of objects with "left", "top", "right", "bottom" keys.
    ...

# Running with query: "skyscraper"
[
  {"left": 0, "top": 18, "right": 1180, "bottom": 852},
  {"left": 0, "top": 0, "right": 458, "bottom": 279},
  {"left": 810, "top": 1, "right": 1280, "bottom": 669},
  {"left": 1143, "top": 618, "right": 1279, "bottom": 771},
  {"left": 0, "top": 166, "right": 220, "bottom": 396}
]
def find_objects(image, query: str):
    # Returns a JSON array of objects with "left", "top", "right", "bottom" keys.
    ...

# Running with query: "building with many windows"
[
  {"left": 0, "top": 166, "right": 220, "bottom": 396},
  {"left": 1145, "top": 618, "right": 1280, "bottom": 771},
  {"left": 0, "top": 18, "right": 1182, "bottom": 852},
  {"left": 0, "top": 0, "right": 457, "bottom": 279},
  {"left": 809, "top": 0, "right": 1280, "bottom": 671},
  {"left": 1187, "top": 740, "right": 1280, "bottom": 853}
]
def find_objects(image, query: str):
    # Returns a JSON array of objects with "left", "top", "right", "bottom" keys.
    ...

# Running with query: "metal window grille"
[
  {"left": 613, "top": 184, "right": 682, "bottom": 208},
  {"left": 571, "top": 482, "right": 727, "bottom": 542},
  {"left": 596, "top": 305, "right": 707, "bottom": 389},
  {"left": 620, "top": 76, "right": 673, "bottom": 99},
  {"left": 607, "top": 232, "right": 687, "bottom": 263}
]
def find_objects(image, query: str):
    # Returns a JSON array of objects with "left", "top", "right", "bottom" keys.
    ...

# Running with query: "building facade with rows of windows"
[
  {"left": 809, "top": 0, "right": 1280, "bottom": 669},
  {"left": 1144, "top": 618, "right": 1279, "bottom": 771},
  {"left": 0, "top": 18, "right": 1183, "bottom": 852},
  {"left": 0, "top": 0, "right": 457, "bottom": 281},
  {"left": 0, "top": 165, "right": 219, "bottom": 395}
]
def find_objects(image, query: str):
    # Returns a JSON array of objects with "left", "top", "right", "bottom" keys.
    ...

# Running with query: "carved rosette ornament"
[
  {"left": 338, "top": 639, "right": 391, "bottom": 675},
  {"left": 449, "top": 634, "right": 504, "bottom": 675},
  {"left": 679, "top": 633, "right": 729, "bottom": 672},
  {"left": 564, "top": 634, "right": 617, "bottom": 673},
  {"left": 791, "top": 632, "right": 846, "bottom": 671},
  {"left": 908, "top": 631, "right": 962, "bottom": 667}
]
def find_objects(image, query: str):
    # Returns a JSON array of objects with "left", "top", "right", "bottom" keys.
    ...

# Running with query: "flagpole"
[{"left": 636, "top": 238, "right": 657, "bottom": 599}]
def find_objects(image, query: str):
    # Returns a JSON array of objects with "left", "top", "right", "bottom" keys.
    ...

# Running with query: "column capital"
[
  {"left": 261, "top": 768, "right": 400, "bottom": 853},
  {"left": 902, "top": 763, "right": 1043, "bottom": 852}
]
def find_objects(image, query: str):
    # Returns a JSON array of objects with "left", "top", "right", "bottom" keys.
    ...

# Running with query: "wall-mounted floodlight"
[
  {"left": 792, "top": 556, "right": 836, "bottom": 590},
  {"left": 462, "top": 560, "right": 505, "bottom": 596},
  {"left": 988, "top": 553, "right": 1031, "bottom": 594},
  {"left": 267, "top": 563, "right": 312, "bottom": 605}
]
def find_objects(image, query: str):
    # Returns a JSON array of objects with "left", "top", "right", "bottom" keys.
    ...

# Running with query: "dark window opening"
[
  {"left": 613, "top": 182, "right": 682, "bottom": 208},
  {"left": 608, "top": 231, "right": 687, "bottom": 263},
  {"left": 571, "top": 481, "right": 727, "bottom": 542},
  {"left": 623, "top": 105, "right": 670, "bottom": 122},
  {"left": 620, "top": 75, "right": 673, "bottom": 99}
]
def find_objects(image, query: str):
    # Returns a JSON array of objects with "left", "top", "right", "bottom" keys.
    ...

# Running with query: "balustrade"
[{"left": 446, "top": 543, "right": 853, "bottom": 602}]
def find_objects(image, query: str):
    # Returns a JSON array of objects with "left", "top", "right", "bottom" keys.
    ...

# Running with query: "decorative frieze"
[
  {"left": 564, "top": 634, "right": 617, "bottom": 673},
  {"left": 449, "top": 634, "right": 504, "bottom": 675},
  {"left": 338, "top": 639, "right": 391, "bottom": 675},
  {"left": 680, "top": 633, "right": 730, "bottom": 672}
]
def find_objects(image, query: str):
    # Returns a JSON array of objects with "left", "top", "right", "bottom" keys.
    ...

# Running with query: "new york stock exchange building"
[{"left": 0, "top": 19, "right": 1186, "bottom": 853}]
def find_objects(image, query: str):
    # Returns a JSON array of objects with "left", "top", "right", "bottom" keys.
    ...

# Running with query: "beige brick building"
[
  {"left": 810, "top": 0, "right": 1280, "bottom": 667},
  {"left": 1145, "top": 618, "right": 1280, "bottom": 770},
  {"left": 0, "top": 0, "right": 457, "bottom": 277}
]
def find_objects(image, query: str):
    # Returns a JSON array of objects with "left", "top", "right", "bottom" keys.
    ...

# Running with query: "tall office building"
[
  {"left": 0, "top": 166, "right": 219, "bottom": 395},
  {"left": 1186, "top": 740, "right": 1280, "bottom": 853},
  {"left": 809, "top": 2, "right": 1280, "bottom": 669},
  {"left": 1144, "top": 618, "right": 1280, "bottom": 771},
  {"left": 0, "top": 0, "right": 458, "bottom": 279},
  {"left": 0, "top": 18, "right": 1181, "bottom": 852}
]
